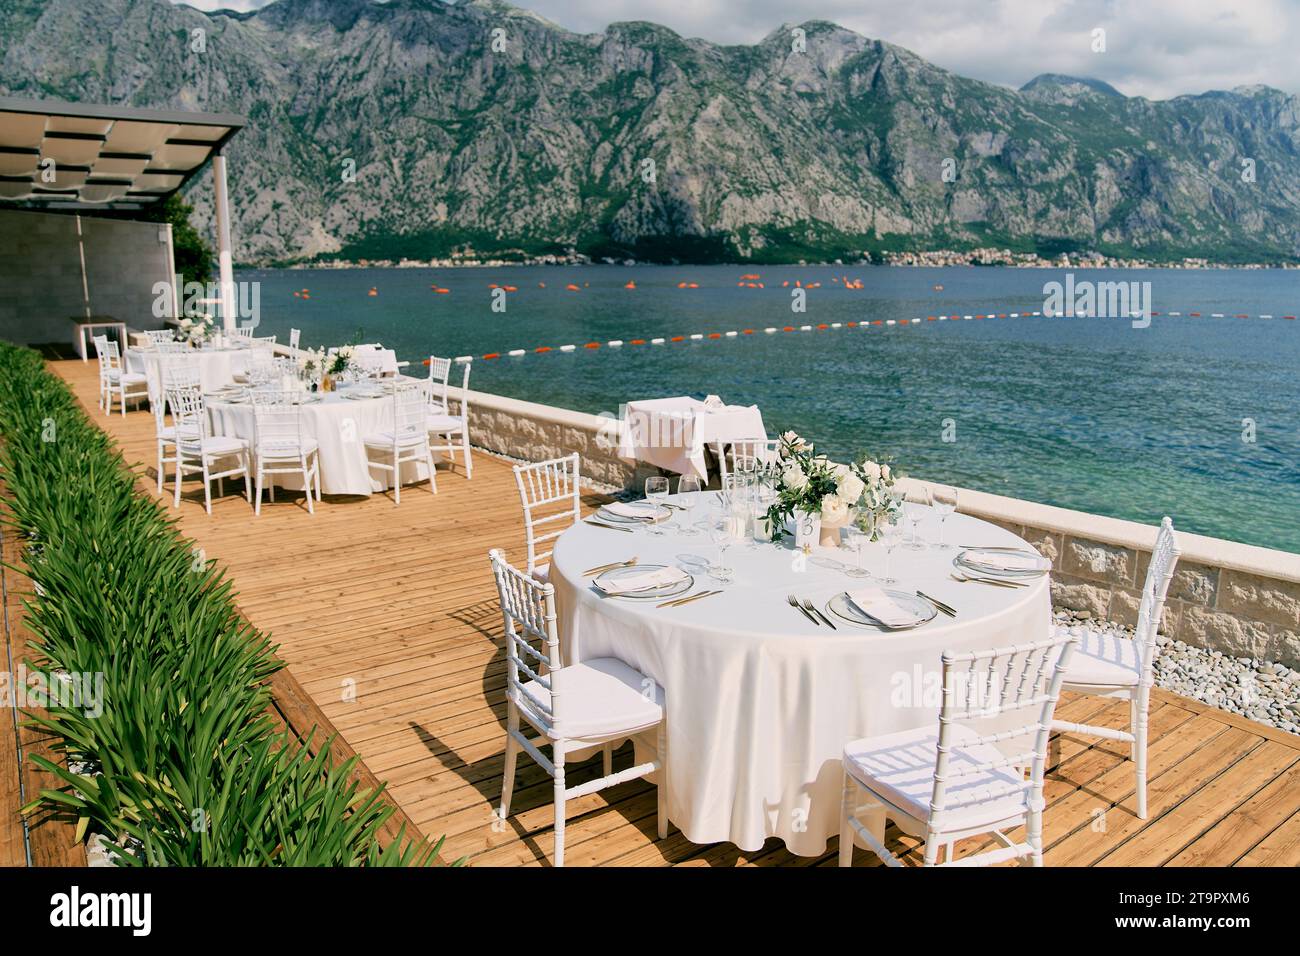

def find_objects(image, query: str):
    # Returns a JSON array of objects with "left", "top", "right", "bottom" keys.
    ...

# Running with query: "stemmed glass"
[
  {"left": 876, "top": 511, "right": 903, "bottom": 584},
  {"left": 843, "top": 507, "right": 875, "bottom": 578},
  {"left": 645, "top": 476, "right": 669, "bottom": 536},
  {"left": 903, "top": 494, "right": 928, "bottom": 551},
  {"left": 932, "top": 485, "right": 958, "bottom": 550},
  {"left": 676, "top": 475, "right": 702, "bottom": 535},
  {"left": 707, "top": 519, "right": 735, "bottom": 583}
]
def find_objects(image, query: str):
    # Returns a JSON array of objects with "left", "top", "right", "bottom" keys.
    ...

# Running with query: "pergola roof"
[{"left": 0, "top": 96, "right": 245, "bottom": 210}]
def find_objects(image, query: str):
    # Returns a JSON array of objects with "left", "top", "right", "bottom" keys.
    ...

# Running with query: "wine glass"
[
  {"left": 903, "top": 493, "right": 928, "bottom": 551},
  {"left": 876, "top": 511, "right": 903, "bottom": 584},
  {"left": 932, "top": 485, "right": 958, "bottom": 550},
  {"left": 707, "top": 519, "right": 735, "bottom": 583},
  {"left": 843, "top": 507, "right": 875, "bottom": 579},
  {"left": 645, "top": 476, "right": 669, "bottom": 536},
  {"left": 676, "top": 475, "right": 702, "bottom": 535}
]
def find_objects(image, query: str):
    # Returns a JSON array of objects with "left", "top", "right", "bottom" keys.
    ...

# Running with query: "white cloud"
[{"left": 167, "top": 0, "right": 1299, "bottom": 99}]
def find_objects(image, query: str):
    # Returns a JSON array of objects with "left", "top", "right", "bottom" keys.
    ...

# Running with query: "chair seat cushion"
[
  {"left": 157, "top": 425, "right": 201, "bottom": 442},
  {"left": 529, "top": 563, "right": 550, "bottom": 584},
  {"left": 363, "top": 429, "right": 425, "bottom": 447},
  {"left": 516, "top": 658, "right": 664, "bottom": 741},
  {"left": 1053, "top": 622, "right": 1142, "bottom": 686},
  {"left": 426, "top": 413, "right": 464, "bottom": 433},
  {"left": 108, "top": 371, "right": 148, "bottom": 385},
  {"left": 183, "top": 435, "right": 246, "bottom": 457},
  {"left": 844, "top": 723, "right": 1029, "bottom": 830},
  {"left": 257, "top": 437, "right": 319, "bottom": 458}
]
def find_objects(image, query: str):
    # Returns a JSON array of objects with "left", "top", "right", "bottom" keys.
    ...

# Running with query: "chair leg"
[
  {"left": 838, "top": 773, "right": 856, "bottom": 867},
  {"left": 426, "top": 447, "right": 438, "bottom": 494},
  {"left": 302, "top": 456, "right": 314, "bottom": 515},
  {"left": 1133, "top": 690, "right": 1149, "bottom": 819},
  {"left": 921, "top": 829, "right": 942, "bottom": 867},
  {"left": 173, "top": 455, "right": 184, "bottom": 508},
  {"left": 243, "top": 453, "right": 253, "bottom": 506},
  {"left": 393, "top": 449, "right": 401, "bottom": 505},
  {"left": 500, "top": 706, "right": 519, "bottom": 819},
  {"left": 1027, "top": 808, "right": 1044, "bottom": 866},
  {"left": 313, "top": 453, "right": 321, "bottom": 503},
  {"left": 553, "top": 743, "right": 566, "bottom": 868},
  {"left": 655, "top": 721, "right": 668, "bottom": 840},
  {"left": 463, "top": 436, "right": 472, "bottom": 478},
  {"left": 156, "top": 441, "right": 165, "bottom": 495},
  {"left": 254, "top": 463, "right": 263, "bottom": 516}
]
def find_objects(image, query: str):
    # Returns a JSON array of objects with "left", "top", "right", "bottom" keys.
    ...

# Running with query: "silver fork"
[
  {"left": 788, "top": 593, "right": 818, "bottom": 625},
  {"left": 801, "top": 598, "right": 836, "bottom": 629}
]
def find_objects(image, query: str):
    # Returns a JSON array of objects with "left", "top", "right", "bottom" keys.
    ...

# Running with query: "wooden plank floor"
[{"left": 46, "top": 357, "right": 1300, "bottom": 867}]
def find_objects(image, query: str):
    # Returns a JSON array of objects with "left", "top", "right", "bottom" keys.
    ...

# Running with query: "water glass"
[
  {"left": 903, "top": 496, "right": 928, "bottom": 550},
  {"left": 932, "top": 485, "right": 958, "bottom": 550},
  {"left": 677, "top": 475, "right": 702, "bottom": 535},
  {"left": 645, "top": 476, "right": 669, "bottom": 536},
  {"left": 707, "top": 520, "right": 735, "bottom": 583},
  {"left": 876, "top": 512, "right": 903, "bottom": 584},
  {"left": 843, "top": 508, "right": 875, "bottom": 578}
]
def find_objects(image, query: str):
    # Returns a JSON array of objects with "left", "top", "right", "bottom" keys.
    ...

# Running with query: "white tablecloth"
[
  {"left": 549, "top": 501, "right": 1051, "bottom": 857},
  {"left": 126, "top": 348, "right": 248, "bottom": 399},
  {"left": 616, "top": 396, "right": 766, "bottom": 480},
  {"left": 207, "top": 388, "right": 430, "bottom": 496}
]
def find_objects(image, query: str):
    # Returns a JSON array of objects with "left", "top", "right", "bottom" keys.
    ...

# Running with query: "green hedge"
[{"left": 0, "top": 344, "right": 437, "bottom": 865}]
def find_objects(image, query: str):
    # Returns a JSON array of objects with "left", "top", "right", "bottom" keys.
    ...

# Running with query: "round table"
[
  {"left": 549, "top": 497, "right": 1051, "bottom": 857},
  {"left": 207, "top": 388, "right": 431, "bottom": 496}
]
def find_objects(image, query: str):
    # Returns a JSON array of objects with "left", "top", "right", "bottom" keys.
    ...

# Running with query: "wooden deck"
[{"left": 32, "top": 356, "right": 1300, "bottom": 867}]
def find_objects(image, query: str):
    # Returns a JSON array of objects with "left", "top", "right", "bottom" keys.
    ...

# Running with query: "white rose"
[
  {"left": 821, "top": 494, "right": 850, "bottom": 526},
  {"left": 831, "top": 462, "right": 850, "bottom": 479},
  {"left": 782, "top": 465, "right": 808, "bottom": 492},
  {"left": 862, "top": 460, "right": 882, "bottom": 483},
  {"left": 838, "top": 472, "right": 865, "bottom": 501},
  {"left": 880, "top": 464, "right": 891, "bottom": 481}
]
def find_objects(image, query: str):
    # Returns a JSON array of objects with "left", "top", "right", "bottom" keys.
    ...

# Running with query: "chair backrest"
[
  {"left": 251, "top": 388, "right": 305, "bottom": 453},
  {"left": 489, "top": 548, "right": 561, "bottom": 736},
  {"left": 252, "top": 335, "right": 277, "bottom": 348},
  {"left": 427, "top": 355, "right": 452, "bottom": 407},
  {"left": 288, "top": 328, "right": 301, "bottom": 350},
  {"left": 450, "top": 359, "right": 471, "bottom": 420},
  {"left": 926, "top": 633, "right": 1075, "bottom": 856},
  {"left": 144, "top": 329, "right": 175, "bottom": 346},
  {"left": 513, "top": 453, "right": 581, "bottom": 575},
  {"left": 717, "top": 437, "right": 780, "bottom": 483},
  {"left": 93, "top": 335, "right": 122, "bottom": 375},
  {"left": 154, "top": 341, "right": 188, "bottom": 354},
  {"left": 153, "top": 356, "right": 201, "bottom": 427},
  {"left": 391, "top": 380, "right": 428, "bottom": 442},
  {"left": 1135, "top": 517, "right": 1180, "bottom": 678},
  {"left": 165, "top": 385, "right": 208, "bottom": 447},
  {"left": 233, "top": 326, "right": 255, "bottom": 340}
]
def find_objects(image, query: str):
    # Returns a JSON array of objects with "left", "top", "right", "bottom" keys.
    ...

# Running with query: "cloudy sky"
[{"left": 171, "top": 0, "right": 1296, "bottom": 100}]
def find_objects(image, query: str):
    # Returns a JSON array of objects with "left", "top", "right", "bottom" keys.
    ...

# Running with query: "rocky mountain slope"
[{"left": 3, "top": 0, "right": 1298, "bottom": 263}]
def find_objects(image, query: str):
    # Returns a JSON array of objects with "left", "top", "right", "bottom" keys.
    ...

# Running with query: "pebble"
[{"left": 1053, "top": 608, "right": 1300, "bottom": 737}]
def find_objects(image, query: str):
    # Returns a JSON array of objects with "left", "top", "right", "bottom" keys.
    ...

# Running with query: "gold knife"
[{"left": 657, "top": 589, "right": 720, "bottom": 608}]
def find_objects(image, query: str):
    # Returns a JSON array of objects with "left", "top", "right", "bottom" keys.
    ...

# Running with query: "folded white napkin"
[
  {"left": 845, "top": 587, "right": 918, "bottom": 626},
  {"left": 964, "top": 550, "right": 1050, "bottom": 573},
  {"left": 603, "top": 501, "right": 661, "bottom": 519},
  {"left": 597, "top": 566, "right": 688, "bottom": 595}
]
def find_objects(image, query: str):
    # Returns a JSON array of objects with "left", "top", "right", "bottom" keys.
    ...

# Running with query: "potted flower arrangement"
[
  {"left": 321, "top": 345, "right": 355, "bottom": 392},
  {"left": 765, "top": 431, "right": 861, "bottom": 550},
  {"left": 176, "top": 313, "right": 215, "bottom": 347},
  {"left": 847, "top": 455, "right": 901, "bottom": 539},
  {"left": 297, "top": 347, "right": 327, "bottom": 391}
]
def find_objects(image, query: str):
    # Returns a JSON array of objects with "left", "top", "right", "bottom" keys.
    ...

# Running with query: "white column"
[{"left": 212, "top": 151, "right": 237, "bottom": 332}]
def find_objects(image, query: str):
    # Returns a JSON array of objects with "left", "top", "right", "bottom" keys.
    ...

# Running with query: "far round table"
[{"left": 549, "top": 497, "right": 1051, "bottom": 857}]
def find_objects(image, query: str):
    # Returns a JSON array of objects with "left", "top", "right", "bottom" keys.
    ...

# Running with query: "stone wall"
[{"left": 452, "top": 384, "right": 1300, "bottom": 667}]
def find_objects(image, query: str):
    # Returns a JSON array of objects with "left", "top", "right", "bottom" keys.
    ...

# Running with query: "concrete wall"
[
  {"left": 450, "top": 383, "right": 1300, "bottom": 668},
  {"left": 0, "top": 209, "right": 173, "bottom": 346}
]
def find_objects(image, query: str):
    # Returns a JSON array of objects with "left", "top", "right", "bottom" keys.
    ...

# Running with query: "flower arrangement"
[
  {"left": 176, "top": 313, "right": 215, "bottom": 345},
  {"left": 326, "top": 345, "right": 356, "bottom": 377},
  {"left": 297, "top": 347, "right": 326, "bottom": 377},
  {"left": 764, "top": 431, "right": 902, "bottom": 542}
]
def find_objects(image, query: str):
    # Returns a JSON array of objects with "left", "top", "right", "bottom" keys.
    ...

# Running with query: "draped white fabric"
[
  {"left": 208, "top": 392, "right": 430, "bottom": 496},
  {"left": 616, "top": 396, "right": 766, "bottom": 479},
  {"left": 126, "top": 347, "right": 248, "bottom": 396},
  {"left": 549, "top": 502, "right": 1051, "bottom": 856}
]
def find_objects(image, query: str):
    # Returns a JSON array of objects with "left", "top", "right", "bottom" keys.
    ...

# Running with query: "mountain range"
[{"left": 3, "top": 0, "right": 1299, "bottom": 264}]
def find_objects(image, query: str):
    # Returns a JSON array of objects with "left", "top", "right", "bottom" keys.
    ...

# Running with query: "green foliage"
[
  {"left": 0, "top": 345, "right": 445, "bottom": 866},
  {"left": 144, "top": 195, "right": 213, "bottom": 287}
]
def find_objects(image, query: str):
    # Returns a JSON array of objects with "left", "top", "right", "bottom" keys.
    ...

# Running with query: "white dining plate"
[
  {"left": 827, "top": 590, "right": 937, "bottom": 629},
  {"left": 596, "top": 502, "right": 672, "bottom": 524},
  {"left": 593, "top": 564, "right": 694, "bottom": 600},
  {"left": 955, "top": 548, "right": 1048, "bottom": 579}
]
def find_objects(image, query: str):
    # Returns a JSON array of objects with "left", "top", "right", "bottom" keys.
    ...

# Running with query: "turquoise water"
[{"left": 238, "top": 264, "right": 1300, "bottom": 553}]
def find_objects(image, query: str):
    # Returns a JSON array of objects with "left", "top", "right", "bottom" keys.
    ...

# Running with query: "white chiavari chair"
[
  {"left": 288, "top": 328, "right": 301, "bottom": 351},
  {"left": 489, "top": 549, "right": 667, "bottom": 867},
  {"left": 362, "top": 381, "right": 436, "bottom": 504},
  {"left": 93, "top": 335, "right": 149, "bottom": 417},
  {"left": 232, "top": 326, "right": 255, "bottom": 342},
  {"left": 167, "top": 385, "right": 252, "bottom": 514},
  {"left": 426, "top": 355, "right": 452, "bottom": 414},
  {"left": 153, "top": 356, "right": 200, "bottom": 495},
  {"left": 426, "top": 357, "right": 472, "bottom": 479},
  {"left": 512, "top": 453, "right": 580, "bottom": 582},
  {"left": 840, "top": 632, "right": 1076, "bottom": 867},
  {"left": 1050, "top": 517, "right": 1180, "bottom": 819},
  {"left": 252, "top": 335, "right": 277, "bottom": 348},
  {"left": 250, "top": 389, "right": 320, "bottom": 516},
  {"left": 716, "top": 437, "right": 781, "bottom": 485}
]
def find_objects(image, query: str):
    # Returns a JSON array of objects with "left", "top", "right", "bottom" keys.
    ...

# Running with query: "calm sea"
[{"left": 235, "top": 264, "right": 1300, "bottom": 554}]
